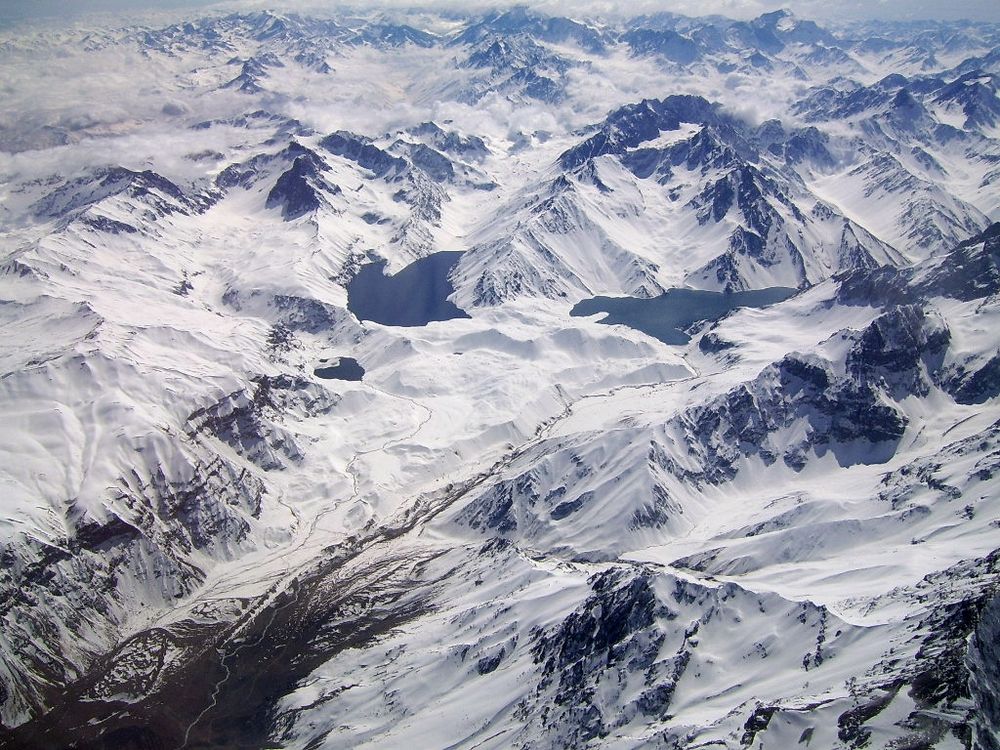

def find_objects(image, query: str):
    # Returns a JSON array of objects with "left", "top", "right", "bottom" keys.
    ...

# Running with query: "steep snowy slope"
[
  {"left": 453, "top": 96, "right": 904, "bottom": 305},
  {"left": 793, "top": 75, "right": 996, "bottom": 254},
  {"left": 0, "top": 6, "right": 998, "bottom": 750}
]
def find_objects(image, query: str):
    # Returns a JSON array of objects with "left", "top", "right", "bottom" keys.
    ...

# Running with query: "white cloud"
[{"left": 1, "top": 0, "right": 999, "bottom": 25}]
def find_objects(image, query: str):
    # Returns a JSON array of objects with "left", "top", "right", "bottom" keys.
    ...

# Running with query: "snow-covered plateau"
[{"left": 0, "top": 5, "right": 998, "bottom": 749}]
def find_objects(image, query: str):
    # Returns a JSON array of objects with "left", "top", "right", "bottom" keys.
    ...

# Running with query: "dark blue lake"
[
  {"left": 570, "top": 287, "right": 797, "bottom": 344},
  {"left": 347, "top": 251, "right": 470, "bottom": 327},
  {"left": 314, "top": 357, "right": 365, "bottom": 381}
]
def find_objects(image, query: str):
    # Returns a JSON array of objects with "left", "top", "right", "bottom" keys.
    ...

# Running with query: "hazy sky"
[{"left": 2, "top": 0, "right": 999, "bottom": 23}]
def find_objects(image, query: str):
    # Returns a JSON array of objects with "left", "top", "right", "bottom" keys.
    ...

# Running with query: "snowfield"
[{"left": 0, "top": 5, "right": 998, "bottom": 749}]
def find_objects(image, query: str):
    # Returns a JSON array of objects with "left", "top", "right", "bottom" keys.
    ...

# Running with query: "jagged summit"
[{"left": 455, "top": 6, "right": 606, "bottom": 52}]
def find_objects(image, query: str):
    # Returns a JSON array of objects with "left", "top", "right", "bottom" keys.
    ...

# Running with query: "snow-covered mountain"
[{"left": 0, "top": 5, "right": 998, "bottom": 750}]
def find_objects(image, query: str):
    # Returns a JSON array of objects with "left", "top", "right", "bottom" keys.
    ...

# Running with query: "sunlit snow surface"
[{"left": 0, "top": 6, "right": 999, "bottom": 749}]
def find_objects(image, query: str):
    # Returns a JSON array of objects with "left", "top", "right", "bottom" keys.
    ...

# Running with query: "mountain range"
[{"left": 0, "top": 5, "right": 998, "bottom": 749}]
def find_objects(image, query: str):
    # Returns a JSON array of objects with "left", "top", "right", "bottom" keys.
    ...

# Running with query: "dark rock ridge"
[
  {"left": 318, "top": 130, "right": 446, "bottom": 252},
  {"left": 222, "top": 288, "right": 354, "bottom": 336},
  {"left": 32, "top": 167, "right": 211, "bottom": 229},
  {"left": 455, "top": 7, "right": 606, "bottom": 53},
  {"left": 459, "top": 34, "right": 573, "bottom": 104},
  {"left": 347, "top": 22, "right": 437, "bottom": 48},
  {"left": 523, "top": 566, "right": 841, "bottom": 747},
  {"left": 224, "top": 53, "right": 284, "bottom": 93},
  {"left": 943, "top": 354, "right": 1000, "bottom": 405},
  {"left": 915, "top": 221, "right": 1000, "bottom": 302},
  {"left": 933, "top": 70, "right": 1000, "bottom": 129},
  {"left": 845, "top": 304, "right": 950, "bottom": 400},
  {"left": 265, "top": 153, "right": 340, "bottom": 220},
  {"left": 402, "top": 142, "right": 455, "bottom": 183},
  {"left": 528, "top": 569, "right": 679, "bottom": 746},
  {"left": 406, "top": 122, "right": 490, "bottom": 161},
  {"left": 835, "top": 222, "right": 1000, "bottom": 404},
  {"left": 622, "top": 28, "right": 699, "bottom": 64},
  {"left": 320, "top": 131, "right": 408, "bottom": 179},
  {"left": 968, "top": 593, "right": 1000, "bottom": 750},
  {"left": 674, "top": 348, "right": 907, "bottom": 481},
  {"left": 655, "top": 301, "right": 951, "bottom": 485},
  {"left": 836, "top": 221, "right": 1000, "bottom": 307},
  {"left": 187, "top": 374, "right": 339, "bottom": 471},
  {"left": 559, "top": 95, "right": 730, "bottom": 169},
  {"left": 216, "top": 141, "right": 321, "bottom": 191}
]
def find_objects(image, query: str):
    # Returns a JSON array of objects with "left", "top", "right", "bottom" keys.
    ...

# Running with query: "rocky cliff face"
[{"left": 969, "top": 593, "right": 1000, "bottom": 750}]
